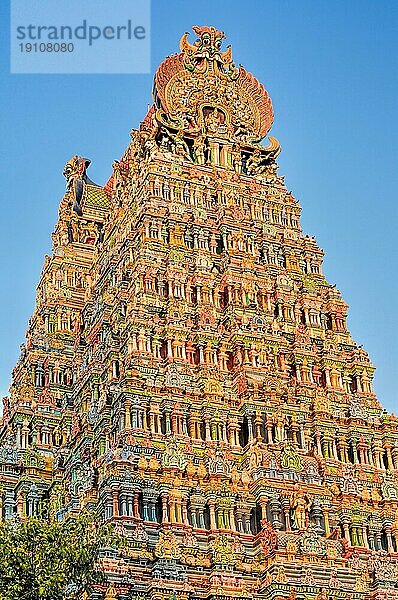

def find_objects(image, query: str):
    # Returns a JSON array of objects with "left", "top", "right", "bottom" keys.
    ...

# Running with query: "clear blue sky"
[{"left": 0, "top": 0, "right": 397, "bottom": 411}]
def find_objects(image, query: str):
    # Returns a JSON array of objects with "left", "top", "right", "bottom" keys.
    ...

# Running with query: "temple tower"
[{"left": 1, "top": 26, "right": 398, "bottom": 600}]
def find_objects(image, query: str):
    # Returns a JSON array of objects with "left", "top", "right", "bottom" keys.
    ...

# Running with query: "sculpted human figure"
[
  {"left": 56, "top": 221, "right": 69, "bottom": 246},
  {"left": 104, "top": 582, "right": 117, "bottom": 599},
  {"left": 274, "top": 409, "right": 286, "bottom": 442},
  {"left": 233, "top": 346, "right": 244, "bottom": 366},
  {"left": 230, "top": 143, "right": 242, "bottom": 173},
  {"left": 112, "top": 159, "right": 128, "bottom": 204},
  {"left": 205, "top": 108, "right": 221, "bottom": 133},
  {"left": 128, "top": 128, "right": 143, "bottom": 160},
  {"left": 234, "top": 121, "right": 250, "bottom": 141},
  {"left": 193, "top": 132, "right": 206, "bottom": 165},
  {"left": 266, "top": 160, "right": 279, "bottom": 179},
  {"left": 249, "top": 444, "right": 262, "bottom": 470},
  {"left": 275, "top": 565, "right": 287, "bottom": 583},
  {"left": 205, "top": 107, "right": 227, "bottom": 135},
  {"left": 292, "top": 490, "right": 308, "bottom": 530},
  {"left": 112, "top": 160, "right": 122, "bottom": 188},
  {"left": 172, "top": 129, "right": 191, "bottom": 159},
  {"left": 246, "top": 147, "right": 268, "bottom": 175},
  {"left": 143, "top": 130, "right": 159, "bottom": 160}
]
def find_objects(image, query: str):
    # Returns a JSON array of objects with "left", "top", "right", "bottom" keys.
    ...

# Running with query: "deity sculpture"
[
  {"left": 292, "top": 491, "right": 309, "bottom": 530},
  {"left": 104, "top": 582, "right": 117, "bottom": 599},
  {"left": 193, "top": 132, "right": 207, "bottom": 165},
  {"left": 246, "top": 148, "right": 268, "bottom": 175},
  {"left": 205, "top": 107, "right": 227, "bottom": 135}
]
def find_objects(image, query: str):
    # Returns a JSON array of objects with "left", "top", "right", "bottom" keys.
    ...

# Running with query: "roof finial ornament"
[
  {"left": 180, "top": 25, "right": 237, "bottom": 78},
  {"left": 153, "top": 27, "right": 274, "bottom": 142}
]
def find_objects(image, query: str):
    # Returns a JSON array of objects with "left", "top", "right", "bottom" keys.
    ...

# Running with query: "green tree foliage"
[{"left": 0, "top": 512, "right": 114, "bottom": 600}]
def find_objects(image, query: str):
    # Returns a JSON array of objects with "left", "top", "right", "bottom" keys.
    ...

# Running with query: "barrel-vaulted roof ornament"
[{"left": 152, "top": 26, "right": 274, "bottom": 144}]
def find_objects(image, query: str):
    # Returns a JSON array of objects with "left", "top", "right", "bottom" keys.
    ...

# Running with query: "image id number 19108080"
[{"left": 19, "top": 43, "right": 75, "bottom": 52}]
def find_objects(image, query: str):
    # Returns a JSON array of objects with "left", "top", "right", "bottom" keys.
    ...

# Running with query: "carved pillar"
[
  {"left": 324, "top": 367, "right": 331, "bottom": 387},
  {"left": 392, "top": 445, "right": 398, "bottom": 470},
  {"left": 332, "top": 437, "right": 338, "bottom": 460},
  {"left": 198, "top": 345, "right": 205, "bottom": 364},
  {"left": 16, "top": 491, "right": 25, "bottom": 518},
  {"left": 247, "top": 413, "right": 254, "bottom": 441},
  {"left": 385, "top": 444, "right": 394, "bottom": 470},
  {"left": 148, "top": 498, "right": 156, "bottom": 522},
  {"left": 220, "top": 143, "right": 232, "bottom": 168},
  {"left": 125, "top": 401, "right": 131, "bottom": 429},
  {"left": 255, "top": 414, "right": 263, "bottom": 441},
  {"left": 167, "top": 338, "right": 173, "bottom": 358},
  {"left": 266, "top": 416, "right": 274, "bottom": 444},
  {"left": 181, "top": 497, "right": 189, "bottom": 525},
  {"left": 229, "top": 506, "right": 236, "bottom": 531},
  {"left": 169, "top": 497, "right": 176, "bottom": 523},
  {"left": 269, "top": 496, "right": 283, "bottom": 530},
  {"left": 385, "top": 526, "right": 395, "bottom": 554},
  {"left": 197, "top": 506, "right": 205, "bottom": 529},
  {"left": 164, "top": 410, "right": 171, "bottom": 434},
  {"left": 375, "top": 531, "right": 382, "bottom": 551},
  {"left": 300, "top": 423, "right": 306, "bottom": 451},
  {"left": 208, "top": 140, "right": 220, "bottom": 166},
  {"left": 112, "top": 487, "right": 119, "bottom": 517},
  {"left": 362, "top": 525, "right": 369, "bottom": 550},
  {"left": 21, "top": 423, "right": 29, "bottom": 449},
  {"left": 190, "top": 507, "right": 197, "bottom": 528},
  {"left": 338, "top": 438, "right": 349, "bottom": 463},
  {"left": 391, "top": 524, "right": 398, "bottom": 552},
  {"left": 216, "top": 507, "right": 224, "bottom": 529},
  {"left": 161, "top": 493, "right": 169, "bottom": 524},
  {"left": 236, "top": 509, "right": 244, "bottom": 533},
  {"left": 259, "top": 496, "right": 269, "bottom": 522},
  {"left": 209, "top": 501, "right": 217, "bottom": 530},
  {"left": 204, "top": 417, "right": 211, "bottom": 442},
  {"left": 322, "top": 436, "right": 330, "bottom": 459},
  {"left": 372, "top": 444, "right": 384, "bottom": 469},
  {"left": 281, "top": 497, "right": 291, "bottom": 532},
  {"left": 341, "top": 518, "right": 351, "bottom": 545},
  {"left": 323, "top": 507, "right": 331, "bottom": 537},
  {"left": 315, "top": 432, "right": 323, "bottom": 457},
  {"left": 367, "top": 529, "right": 375, "bottom": 551}
]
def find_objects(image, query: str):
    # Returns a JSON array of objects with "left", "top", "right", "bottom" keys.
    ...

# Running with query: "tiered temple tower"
[{"left": 1, "top": 26, "right": 398, "bottom": 600}]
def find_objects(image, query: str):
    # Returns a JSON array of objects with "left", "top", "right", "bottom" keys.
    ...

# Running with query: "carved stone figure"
[
  {"left": 292, "top": 491, "right": 309, "bottom": 530},
  {"left": 63, "top": 155, "right": 91, "bottom": 216}
]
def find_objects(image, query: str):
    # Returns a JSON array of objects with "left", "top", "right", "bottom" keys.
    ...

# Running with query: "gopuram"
[{"left": 1, "top": 25, "right": 398, "bottom": 600}]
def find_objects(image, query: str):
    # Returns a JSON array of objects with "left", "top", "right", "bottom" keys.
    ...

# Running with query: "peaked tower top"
[{"left": 152, "top": 26, "right": 274, "bottom": 143}]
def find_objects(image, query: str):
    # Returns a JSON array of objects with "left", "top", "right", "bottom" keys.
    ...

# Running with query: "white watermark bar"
[{"left": 10, "top": 0, "right": 150, "bottom": 74}]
